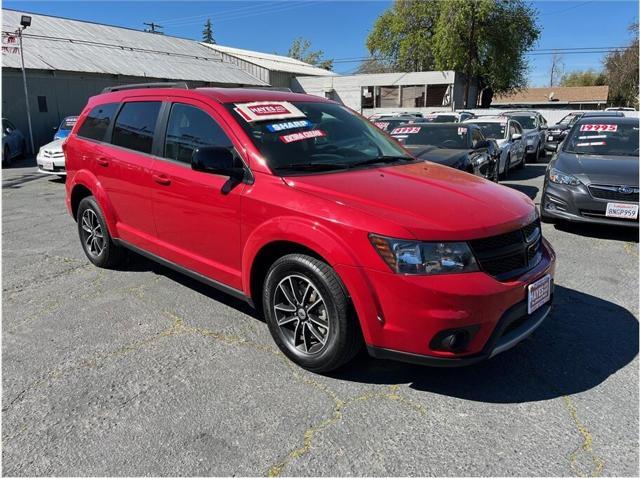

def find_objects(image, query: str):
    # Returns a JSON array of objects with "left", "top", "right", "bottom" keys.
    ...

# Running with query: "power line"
[{"left": 143, "top": 22, "right": 164, "bottom": 34}]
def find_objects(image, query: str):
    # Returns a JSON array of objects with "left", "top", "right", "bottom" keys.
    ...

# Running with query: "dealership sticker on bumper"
[
  {"left": 605, "top": 202, "right": 639, "bottom": 220},
  {"left": 528, "top": 274, "right": 551, "bottom": 315}
]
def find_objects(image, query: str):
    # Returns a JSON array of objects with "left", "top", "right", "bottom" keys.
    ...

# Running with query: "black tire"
[
  {"left": 262, "top": 254, "right": 362, "bottom": 373},
  {"left": 529, "top": 145, "right": 539, "bottom": 163},
  {"left": 3, "top": 145, "right": 11, "bottom": 167},
  {"left": 76, "top": 196, "right": 124, "bottom": 268},
  {"left": 499, "top": 155, "right": 511, "bottom": 181},
  {"left": 516, "top": 152, "right": 526, "bottom": 170}
]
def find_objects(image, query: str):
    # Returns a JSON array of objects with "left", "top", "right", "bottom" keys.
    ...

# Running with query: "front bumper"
[
  {"left": 541, "top": 181, "right": 639, "bottom": 227},
  {"left": 36, "top": 154, "right": 66, "bottom": 175},
  {"left": 336, "top": 239, "right": 556, "bottom": 366}
]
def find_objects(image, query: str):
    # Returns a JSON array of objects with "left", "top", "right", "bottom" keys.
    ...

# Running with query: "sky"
[{"left": 3, "top": 0, "right": 639, "bottom": 86}]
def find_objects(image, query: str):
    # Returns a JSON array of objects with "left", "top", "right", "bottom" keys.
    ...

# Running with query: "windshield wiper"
[
  {"left": 277, "top": 162, "right": 350, "bottom": 172},
  {"left": 347, "top": 155, "right": 415, "bottom": 168}
]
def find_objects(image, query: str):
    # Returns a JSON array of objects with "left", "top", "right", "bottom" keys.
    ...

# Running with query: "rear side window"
[
  {"left": 164, "top": 103, "right": 232, "bottom": 164},
  {"left": 77, "top": 103, "right": 118, "bottom": 141},
  {"left": 112, "top": 101, "right": 161, "bottom": 154}
]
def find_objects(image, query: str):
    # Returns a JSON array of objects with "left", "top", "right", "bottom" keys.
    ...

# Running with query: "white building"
[{"left": 292, "top": 71, "right": 478, "bottom": 116}]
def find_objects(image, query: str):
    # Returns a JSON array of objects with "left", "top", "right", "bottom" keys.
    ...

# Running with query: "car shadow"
[
  {"left": 551, "top": 221, "right": 639, "bottom": 243},
  {"left": 2, "top": 172, "right": 46, "bottom": 189},
  {"left": 329, "top": 285, "right": 638, "bottom": 403}
]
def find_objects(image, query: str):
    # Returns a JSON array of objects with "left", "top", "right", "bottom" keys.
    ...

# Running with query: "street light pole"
[{"left": 18, "top": 16, "right": 34, "bottom": 155}]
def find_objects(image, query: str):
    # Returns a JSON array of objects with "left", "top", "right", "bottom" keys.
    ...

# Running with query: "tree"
[
  {"left": 432, "top": 0, "right": 540, "bottom": 107},
  {"left": 355, "top": 57, "right": 397, "bottom": 74},
  {"left": 202, "top": 18, "right": 215, "bottom": 44},
  {"left": 287, "top": 37, "right": 333, "bottom": 70},
  {"left": 549, "top": 52, "right": 564, "bottom": 87},
  {"left": 603, "top": 23, "right": 639, "bottom": 108},
  {"left": 366, "top": 0, "right": 442, "bottom": 72},
  {"left": 560, "top": 69, "right": 606, "bottom": 87}
]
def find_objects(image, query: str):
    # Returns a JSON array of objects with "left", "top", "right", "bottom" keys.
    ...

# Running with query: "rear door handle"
[
  {"left": 96, "top": 157, "right": 109, "bottom": 167},
  {"left": 153, "top": 174, "right": 171, "bottom": 186}
]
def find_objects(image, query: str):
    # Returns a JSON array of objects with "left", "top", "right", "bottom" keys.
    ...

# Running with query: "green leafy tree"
[
  {"left": 202, "top": 18, "right": 215, "bottom": 44},
  {"left": 366, "top": 0, "right": 540, "bottom": 107},
  {"left": 287, "top": 37, "right": 333, "bottom": 70},
  {"left": 560, "top": 69, "right": 607, "bottom": 87},
  {"left": 604, "top": 23, "right": 639, "bottom": 108},
  {"left": 366, "top": 0, "right": 442, "bottom": 72},
  {"left": 356, "top": 57, "right": 397, "bottom": 74},
  {"left": 433, "top": 0, "right": 540, "bottom": 107}
]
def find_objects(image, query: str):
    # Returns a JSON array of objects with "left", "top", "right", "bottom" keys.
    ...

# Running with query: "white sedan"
[{"left": 36, "top": 139, "right": 66, "bottom": 176}]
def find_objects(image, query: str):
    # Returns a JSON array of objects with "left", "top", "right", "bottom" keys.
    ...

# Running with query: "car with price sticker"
[
  {"left": 545, "top": 111, "right": 623, "bottom": 153},
  {"left": 370, "top": 114, "right": 421, "bottom": 133},
  {"left": 36, "top": 138, "right": 66, "bottom": 177},
  {"left": 421, "top": 111, "right": 477, "bottom": 123},
  {"left": 541, "top": 116, "right": 639, "bottom": 227},
  {"left": 500, "top": 111, "right": 548, "bottom": 161},
  {"left": 390, "top": 122, "right": 499, "bottom": 181},
  {"left": 64, "top": 83, "right": 555, "bottom": 372},
  {"left": 53, "top": 116, "right": 79, "bottom": 141}
]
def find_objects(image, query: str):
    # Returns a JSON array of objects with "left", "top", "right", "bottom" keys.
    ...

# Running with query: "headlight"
[
  {"left": 369, "top": 235, "right": 479, "bottom": 275},
  {"left": 548, "top": 167, "right": 580, "bottom": 186}
]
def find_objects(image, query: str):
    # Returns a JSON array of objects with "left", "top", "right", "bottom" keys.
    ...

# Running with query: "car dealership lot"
[{"left": 2, "top": 157, "right": 638, "bottom": 476}]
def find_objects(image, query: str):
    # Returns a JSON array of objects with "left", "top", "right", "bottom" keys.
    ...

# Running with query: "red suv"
[{"left": 64, "top": 85, "right": 556, "bottom": 372}]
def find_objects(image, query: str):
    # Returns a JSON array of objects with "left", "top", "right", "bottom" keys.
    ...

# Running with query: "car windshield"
[
  {"left": 227, "top": 101, "right": 413, "bottom": 174},
  {"left": 558, "top": 114, "right": 579, "bottom": 125},
  {"left": 473, "top": 122, "right": 507, "bottom": 139},
  {"left": 509, "top": 115, "right": 536, "bottom": 129},
  {"left": 428, "top": 115, "right": 457, "bottom": 123},
  {"left": 391, "top": 124, "right": 470, "bottom": 149},
  {"left": 59, "top": 116, "right": 78, "bottom": 130},
  {"left": 564, "top": 122, "right": 639, "bottom": 156}
]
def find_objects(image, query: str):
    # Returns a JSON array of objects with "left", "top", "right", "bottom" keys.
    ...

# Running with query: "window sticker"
[
  {"left": 266, "top": 119, "right": 311, "bottom": 132},
  {"left": 391, "top": 126, "right": 420, "bottom": 134},
  {"left": 576, "top": 141, "right": 606, "bottom": 147},
  {"left": 64, "top": 117, "right": 78, "bottom": 127},
  {"left": 234, "top": 101, "right": 306, "bottom": 123},
  {"left": 280, "top": 129, "right": 326, "bottom": 144},
  {"left": 579, "top": 124, "right": 618, "bottom": 132},
  {"left": 578, "top": 135, "right": 607, "bottom": 140},
  {"left": 373, "top": 121, "right": 390, "bottom": 130},
  {"left": 457, "top": 127, "right": 468, "bottom": 135}
]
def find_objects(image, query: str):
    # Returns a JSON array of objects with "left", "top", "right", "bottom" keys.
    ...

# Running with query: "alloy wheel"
[
  {"left": 273, "top": 274, "right": 330, "bottom": 355},
  {"left": 80, "top": 209, "right": 105, "bottom": 258}
]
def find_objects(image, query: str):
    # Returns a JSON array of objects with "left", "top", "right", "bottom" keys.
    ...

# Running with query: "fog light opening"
[{"left": 441, "top": 331, "right": 469, "bottom": 351}]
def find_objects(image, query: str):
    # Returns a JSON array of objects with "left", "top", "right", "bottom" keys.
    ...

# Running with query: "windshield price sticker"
[
  {"left": 280, "top": 129, "right": 326, "bottom": 144},
  {"left": 576, "top": 141, "right": 606, "bottom": 147},
  {"left": 373, "top": 122, "right": 390, "bottom": 129},
  {"left": 64, "top": 117, "right": 78, "bottom": 127},
  {"left": 457, "top": 127, "right": 467, "bottom": 135},
  {"left": 234, "top": 101, "right": 306, "bottom": 123},
  {"left": 579, "top": 124, "right": 618, "bottom": 132},
  {"left": 266, "top": 119, "right": 311, "bottom": 132},
  {"left": 391, "top": 127, "right": 420, "bottom": 135}
]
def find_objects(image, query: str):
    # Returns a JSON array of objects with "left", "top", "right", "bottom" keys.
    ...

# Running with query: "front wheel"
[
  {"left": 499, "top": 155, "right": 511, "bottom": 180},
  {"left": 262, "top": 254, "right": 362, "bottom": 373},
  {"left": 516, "top": 152, "right": 526, "bottom": 170}
]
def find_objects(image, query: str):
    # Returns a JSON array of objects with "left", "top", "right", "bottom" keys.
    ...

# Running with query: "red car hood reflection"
[{"left": 283, "top": 162, "right": 537, "bottom": 241}]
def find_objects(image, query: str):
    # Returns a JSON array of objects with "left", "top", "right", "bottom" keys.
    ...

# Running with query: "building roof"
[
  {"left": 1, "top": 9, "right": 266, "bottom": 86},
  {"left": 493, "top": 86, "right": 609, "bottom": 105},
  {"left": 200, "top": 43, "right": 337, "bottom": 77}
]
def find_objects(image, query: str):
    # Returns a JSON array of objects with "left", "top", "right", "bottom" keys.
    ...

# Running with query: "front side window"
[
  {"left": 564, "top": 121, "right": 639, "bottom": 156},
  {"left": 77, "top": 103, "right": 119, "bottom": 141},
  {"left": 228, "top": 101, "right": 412, "bottom": 174},
  {"left": 111, "top": 102, "right": 161, "bottom": 154},
  {"left": 164, "top": 103, "right": 232, "bottom": 164},
  {"left": 510, "top": 115, "right": 536, "bottom": 130}
]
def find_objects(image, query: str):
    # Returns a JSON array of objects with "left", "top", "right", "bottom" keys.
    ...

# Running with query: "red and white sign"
[
  {"left": 234, "top": 101, "right": 306, "bottom": 123},
  {"left": 579, "top": 124, "right": 618, "bottom": 132},
  {"left": 528, "top": 274, "right": 551, "bottom": 314},
  {"left": 373, "top": 122, "right": 390, "bottom": 130},
  {"left": 280, "top": 129, "right": 326, "bottom": 144},
  {"left": 457, "top": 127, "right": 468, "bottom": 135},
  {"left": 391, "top": 127, "right": 420, "bottom": 135}
]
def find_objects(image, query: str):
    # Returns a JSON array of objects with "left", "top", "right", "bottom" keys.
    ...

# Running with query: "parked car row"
[{"left": 62, "top": 84, "right": 556, "bottom": 373}]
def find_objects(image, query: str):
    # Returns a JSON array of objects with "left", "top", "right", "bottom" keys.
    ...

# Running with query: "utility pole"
[
  {"left": 143, "top": 22, "right": 164, "bottom": 34},
  {"left": 18, "top": 15, "right": 34, "bottom": 155}
]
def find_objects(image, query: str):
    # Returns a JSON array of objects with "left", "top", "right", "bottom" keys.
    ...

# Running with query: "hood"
[
  {"left": 404, "top": 145, "right": 468, "bottom": 168},
  {"left": 283, "top": 162, "right": 536, "bottom": 241},
  {"left": 42, "top": 139, "right": 65, "bottom": 152},
  {"left": 555, "top": 152, "right": 639, "bottom": 186}
]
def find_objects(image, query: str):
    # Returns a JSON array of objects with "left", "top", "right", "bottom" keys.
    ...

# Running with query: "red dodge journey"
[{"left": 64, "top": 84, "right": 555, "bottom": 372}]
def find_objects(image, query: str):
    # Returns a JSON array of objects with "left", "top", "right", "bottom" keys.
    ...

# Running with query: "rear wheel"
[
  {"left": 77, "top": 196, "right": 124, "bottom": 268},
  {"left": 529, "top": 144, "right": 540, "bottom": 163},
  {"left": 263, "top": 254, "right": 361, "bottom": 373},
  {"left": 516, "top": 151, "right": 526, "bottom": 170}
]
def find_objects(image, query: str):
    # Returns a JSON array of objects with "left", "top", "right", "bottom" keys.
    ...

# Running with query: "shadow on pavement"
[
  {"left": 552, "top": 221, "right": 639, "bottom": 243},
  {"left": 331, "top": 285, "right": 638, "bottom": 403}
]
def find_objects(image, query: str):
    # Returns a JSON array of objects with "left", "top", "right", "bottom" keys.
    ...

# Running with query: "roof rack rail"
[{"left": 101, "top": 82, "right": 189, "bottom": 94}]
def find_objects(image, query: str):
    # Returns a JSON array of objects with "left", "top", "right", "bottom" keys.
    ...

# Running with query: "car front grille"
[
  {"left": 43, "top": 151, "right": 65, "bottom": 159},
  {"left": 469, "top": 219, "right": 542, "bottom": 281},
  {"left": 588, "top": 185, "right": 639, "bottom": 202}
]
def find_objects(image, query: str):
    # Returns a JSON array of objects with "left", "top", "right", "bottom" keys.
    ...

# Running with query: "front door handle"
[
  {"left": 153, "top": 174, "right": 171, "bottom": 186},
  {"left": 96, "top": 157, "right": 109, "bottom": 167}
]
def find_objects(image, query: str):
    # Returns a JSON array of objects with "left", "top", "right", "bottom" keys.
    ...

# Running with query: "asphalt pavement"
[{"left": 2, "top": 155, "right": 638, "bottom": 476}]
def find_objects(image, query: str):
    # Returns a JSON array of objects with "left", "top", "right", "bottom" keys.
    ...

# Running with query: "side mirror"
[
  {"left": 192, "top": 146, "right": 244, "bottom": 179},
  {"left": 472, "top": 139, "right": 490, "bottom": 150},
  {"left": 511, "top": 133, "right": 522, "bottom": 141}
]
